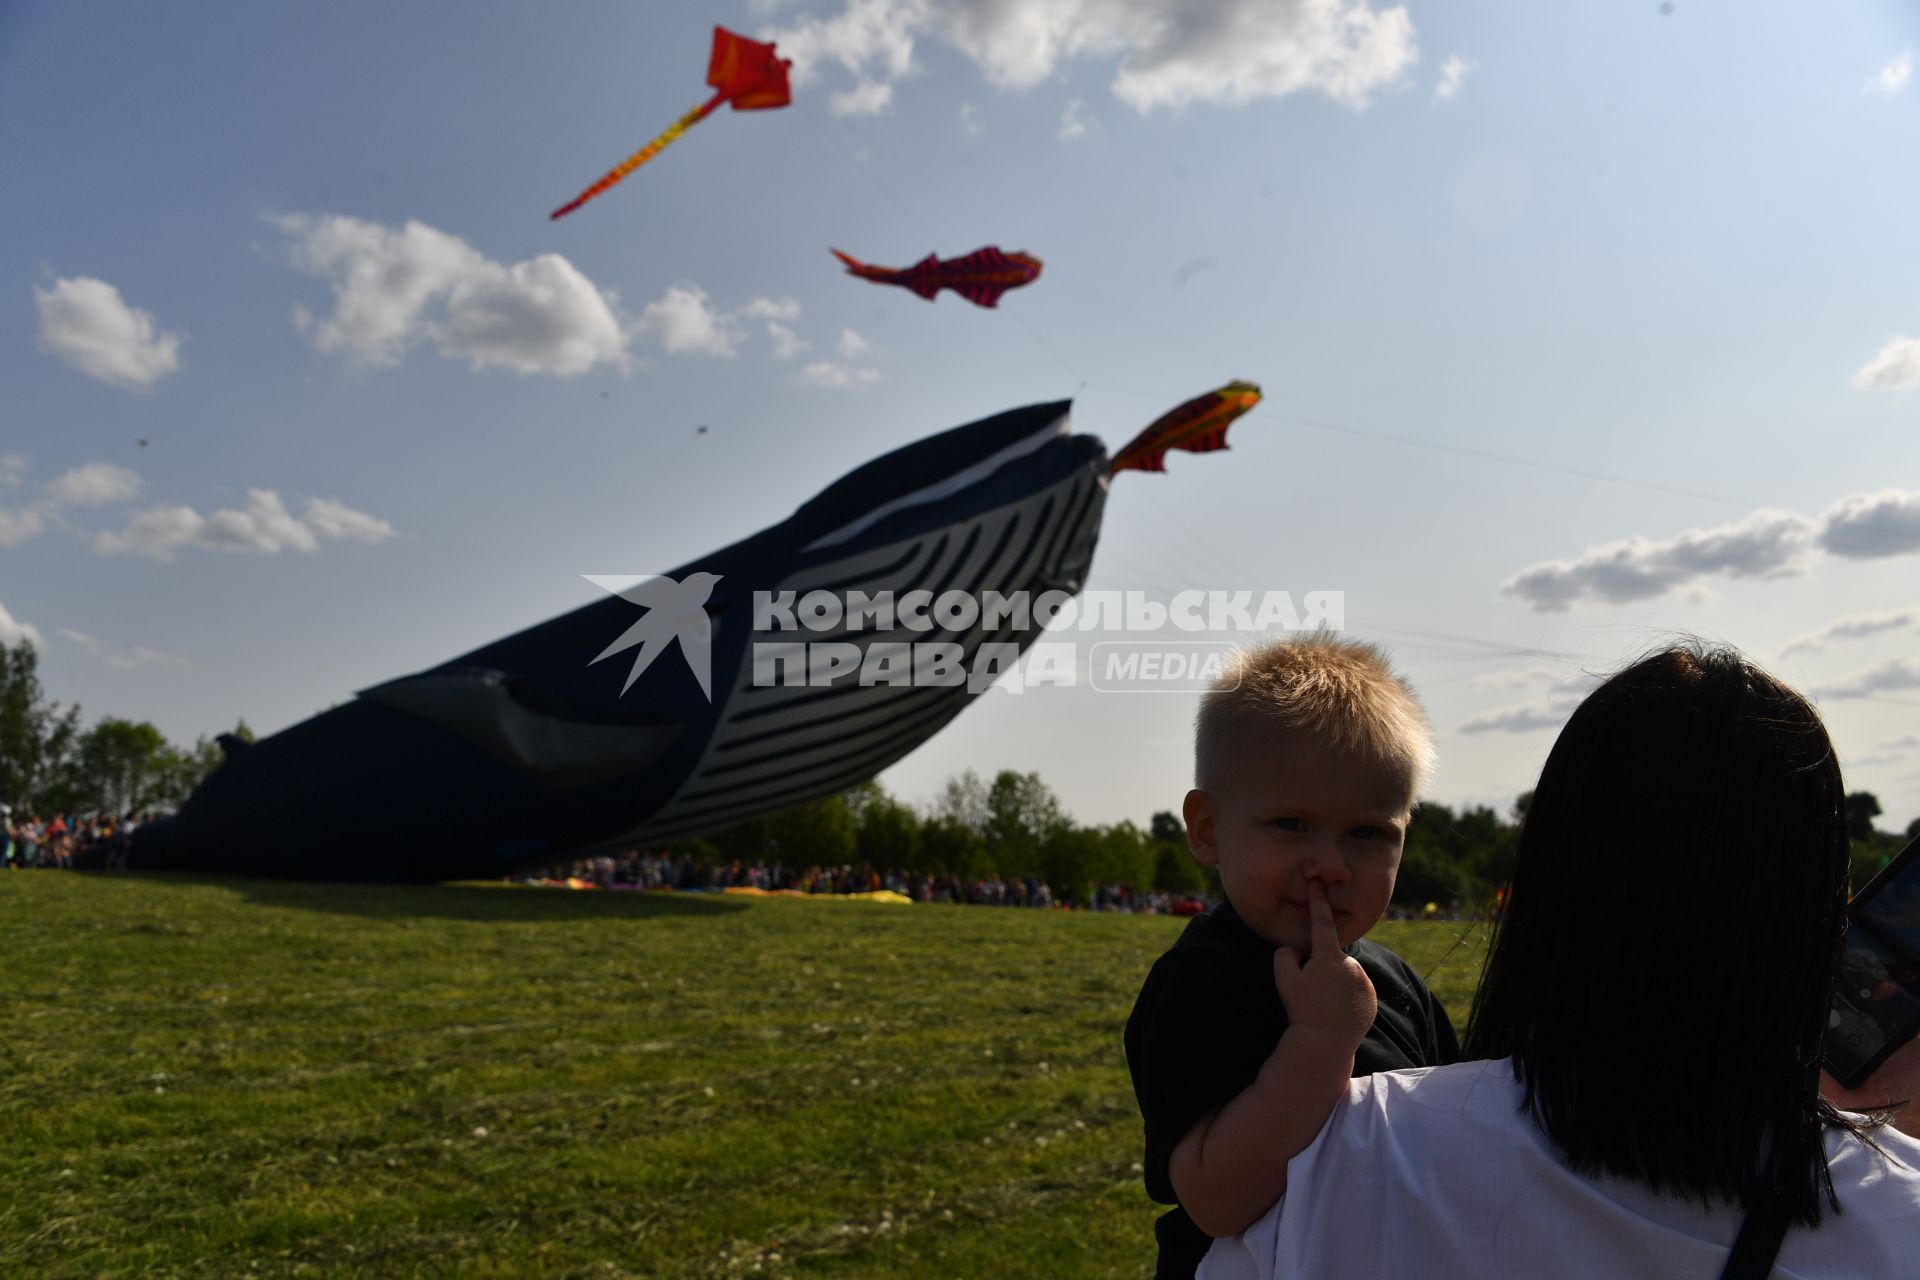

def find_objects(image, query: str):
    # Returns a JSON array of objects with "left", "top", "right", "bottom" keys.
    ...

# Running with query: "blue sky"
[{"left": 5, "top": 0, "right": 1920, "bottom": 830}]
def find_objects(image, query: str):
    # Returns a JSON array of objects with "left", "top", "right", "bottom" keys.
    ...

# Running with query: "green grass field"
[{"left": 0, "top": 874, "right": 1488, "bottom": 1278}]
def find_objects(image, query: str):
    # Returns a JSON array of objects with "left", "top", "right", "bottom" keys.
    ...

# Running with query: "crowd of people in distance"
[
  {"left": 1, "top": 806, "right": 150, "bottom": 870},
  {"left": 520, "top": 850, "right": 1211, "bottom": 914}
]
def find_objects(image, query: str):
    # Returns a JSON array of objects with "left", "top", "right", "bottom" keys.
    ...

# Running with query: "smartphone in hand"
[{"left": 1825, "top": 834, "right": 1920, "bottom": 1091}]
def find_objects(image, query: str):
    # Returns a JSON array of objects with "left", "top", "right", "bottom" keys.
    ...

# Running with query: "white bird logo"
[{"left": 583, "top": 573, "right": 722, "bottom": 700}]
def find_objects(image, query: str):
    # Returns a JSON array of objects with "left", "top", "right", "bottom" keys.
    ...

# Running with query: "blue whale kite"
[
  {"left": 123, "top": 388, "right": 1250, "bottom": 881},
  {"left": 126, "top": 400, "right": 1113, "bottom": 881}
]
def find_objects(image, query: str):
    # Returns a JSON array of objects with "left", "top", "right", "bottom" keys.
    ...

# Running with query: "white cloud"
[
  {"left": 1458, "top": 704, "right": 1567, "bottom": 735},
  {"left": 636, "top": 285, "right": 743, "bottom": 357},
  {"left": 436, "top": 255, "right": 630, "bottom": 376},
  {"left": 1059, "top": 96, "right": 1092, "bottom": 141},
  {"left": 1877, "top": 734, "right": 1920, "bottom": 752},
  {"left": 801, "top": 361, "right": 883, "bottom": 388},
  {"left": 739, "top": 296, "right": 802, "bottom": 322},
  {"left": 1, "top": 455, "right": 388, "bottom": 559},
  {"left": 275, "top": 213, "right": 628, "bottom": 376},
  {"left": 735, "top": 297, "right": 814, "bottom": 357},
  {"left": 768, "top": 0, "right": 1417, "bottom": 114},
  {"left": 1501, "top": 509, "right": 1814, "bottom": 612},
  {"left": 60, "top": 629, "right": 187, "bottom": 671},
  {"left": 0, "top": 455, "right": 26, "bottom": 489},
  {"left": 34, "top": 276, "right": 184, "bottom": 390},
  {"left": 1867, "top": 51, "right": 1911, "bottom": 97},
  {"left": 304, "top": 498, "right": 398, "bottom": 544},
  {"left": 94, "top": 506, "right": 206, "bottom": 559},
  {"left": 95, "top": 491, "right": 394, "bottom": 560},
  {"left": 1815, "top": 657, "right": 1920, "bottom": 701},
  {"left": 2, "top": 460, "right": 142, "bottom": 548},
  {"left": 1780, "top": 606, "right": 1920, "bottom": 657},
  {"left": 1468, "top": 666, "right": 1558, "bottom": 693},
  {"left": 1817, "top": 490, "right": 1920, "bottom": 560},
  {"left": 0, "top": 601, "right": 41, "bottom": 648},
  {"left": 0, "top": 507, "right": 45, "bottom": 549},
  {"left": 800, "top": 329, "right": 881, "bottom": 387},
  {"left": 1852, "top": 336, "right": 1920, "bottom": 391},
  {"left": 767, "top": 322, "right": 809, "bottom": 359},
  {"left": 773, "top": 0, "right": 920, "bottom": 86},
  {"left": 959, "top": 102, "right": 983, "bottom": 136},
  {"left": 43, "top": 463, "right": 142, "bottom": 507},
  {"left": 1433, "top": 53, "right": 1476, "bottom": 101},
  {"left": 832, "top": 79, "right": 895, "bottom": 114}
]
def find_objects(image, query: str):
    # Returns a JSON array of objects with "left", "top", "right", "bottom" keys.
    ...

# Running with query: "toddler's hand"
[{"left": 1272, "top": 880, "right": 1376, "bottom": 1053}]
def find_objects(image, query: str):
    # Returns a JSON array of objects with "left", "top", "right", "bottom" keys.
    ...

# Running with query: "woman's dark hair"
[{"left": 1463, "top": 642, "right": 1856, "bottom": 1225}]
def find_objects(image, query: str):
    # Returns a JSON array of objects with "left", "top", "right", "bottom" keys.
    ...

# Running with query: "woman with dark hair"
[{"left": 1200, "top": 644, "right": 1919, "bottom": 1279}]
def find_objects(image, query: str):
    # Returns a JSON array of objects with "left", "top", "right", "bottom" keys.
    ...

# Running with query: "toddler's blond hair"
[{"left": 1195, "top": 634, "right": 1433, "bottom": 802}]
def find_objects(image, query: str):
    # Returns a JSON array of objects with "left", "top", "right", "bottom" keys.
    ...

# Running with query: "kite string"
[
  {"left": 804, "top": 114, "right": 1834, "bottom": 673},
  {"left": 806, "top": 113, "right": 951, "bottom": 248},
  {"left": 811, "top": 111, "right": 1784, "bottom": 516}
]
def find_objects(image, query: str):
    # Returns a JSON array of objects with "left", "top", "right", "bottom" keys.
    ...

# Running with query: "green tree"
[
  {"left": 856, "top": 789, "right": 922, "bottom": 870},
  {"left": 710, "top": 815, "right": 774, "bottom": 864},
  {"left": 0, "top": 638, "right": 82, "bottom": 812},
  {"left": 1908, "top": 816, "right": 1920, "bottom": 842},
  {"left": 1038, "top": 824, "right": 1103, "bottom": 903},
  {"left": 1845, "top": 792, "right": 1882, "bottom": 843},
  {"left": 1394, "top": 841, "right": 1475, "bottom": 907},
  {"left": 936, "top": 769, "right": 991, "bottom": 836},
  {"left": 1397, "top": 801, "right": 1518, "bottom": 908},
  {"left": 986, "top": 770, "right": 1065, "bottom": 878},
  {"left": 1151, "top": 840, "right": 1206, "bottom": 894},
  {"left": 1088, "top": 820, "right": 1154, "bottom": 895},
  {"left": 1149, "top": 810, "right": 1186, "bottom": 845},
  {"left": 919, "top": 812, "right": 986, "bottom": 878},
  {"left": 840, "top": 778, "right": 884, "bottom": 825},
  {"left": 766, "top": 795, "right": 856, "bottom": 867},
  {"left": 67, "top": 718, "right": 173, "bottom": 815},
  {"left": 149, "top": 720, "right": 256, "bottom": 811}
]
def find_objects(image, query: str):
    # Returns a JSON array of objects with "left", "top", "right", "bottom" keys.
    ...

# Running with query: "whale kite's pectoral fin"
[{"left": 358, "top": 669, "right": 681, "bottom": 789}]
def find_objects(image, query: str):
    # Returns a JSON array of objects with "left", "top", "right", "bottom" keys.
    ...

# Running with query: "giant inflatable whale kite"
[
  {"left": 126, "top": 389, "right": 1258, "bottom": 881},
  {"left": 128, "top": 401, "right": 1107, "bottom": 880}
]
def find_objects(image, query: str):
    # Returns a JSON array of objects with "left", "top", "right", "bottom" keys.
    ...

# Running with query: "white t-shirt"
[{"left": 1199, "top": 1059, "right": 1920, "bottom": 1280}]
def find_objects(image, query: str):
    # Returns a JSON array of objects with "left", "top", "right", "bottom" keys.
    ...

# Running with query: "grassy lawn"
[{"left": 0, "top": 873, "right": 1488, "bottom": 1278}]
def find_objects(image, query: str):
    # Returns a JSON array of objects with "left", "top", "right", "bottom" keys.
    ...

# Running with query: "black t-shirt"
[{"left": 1124, "top": 901, "right": 1461, "bottom": 1280}]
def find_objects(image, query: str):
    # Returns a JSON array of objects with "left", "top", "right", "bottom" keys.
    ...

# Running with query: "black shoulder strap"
[{"left": 1718, "top": 1202, "right": 1790, "bottom": 1280}]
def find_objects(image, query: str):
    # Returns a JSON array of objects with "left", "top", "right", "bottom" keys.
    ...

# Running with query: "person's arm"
[
  {"left": 1822, "top": 1032, "right": 1920, "bottom": 1138},
  {"left": 1169, "top": 881, "right": 1377, "bottom": 1238}
]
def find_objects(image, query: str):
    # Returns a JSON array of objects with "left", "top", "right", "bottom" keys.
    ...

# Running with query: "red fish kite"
[
  {"left": 550, "top": 26, "right": 792, "bottom": 220},
  {"left": 1109, "top": 381, "right": 1262, "bottom": 475},
  {"left": 830, "top": 246, "right": 1042, "bottom": 309}
]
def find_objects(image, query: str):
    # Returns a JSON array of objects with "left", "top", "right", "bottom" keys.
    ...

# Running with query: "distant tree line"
[
  {"left": 586, "top": 776, "right": 1920, "bottom": 907},
  {"left": 8, "top": 633, "right": 1914, "bottom": 898},
  {"left": 680, "top": 779, "right": 1531, "bottom": 910},
  {"left": 0, "top": 638, "right": 249, "bottom": 817}
]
